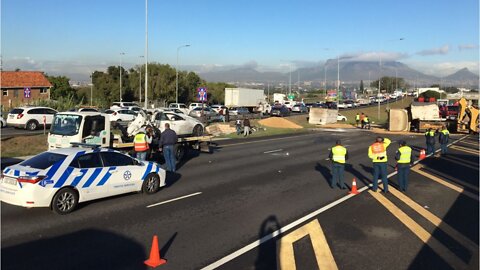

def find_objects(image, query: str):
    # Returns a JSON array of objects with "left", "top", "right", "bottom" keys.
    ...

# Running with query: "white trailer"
[{"left": 224, "top": 88, "right": 265, "bottom": 108}]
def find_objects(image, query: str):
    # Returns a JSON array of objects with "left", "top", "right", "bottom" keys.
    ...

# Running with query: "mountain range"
[{"left": 198, "top": 61, "right": 479, "bottom": 88}]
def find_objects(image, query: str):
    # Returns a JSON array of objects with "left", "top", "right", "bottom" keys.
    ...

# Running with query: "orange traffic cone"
[
  {"left": 144, "top": 235, "right": 167, "bottom": 268},
  {"left": 419, "top": 149, "right": 426, "bottom": 160},
  {"left": 349, "top": 178, "right": 359, "bottom": 195}
]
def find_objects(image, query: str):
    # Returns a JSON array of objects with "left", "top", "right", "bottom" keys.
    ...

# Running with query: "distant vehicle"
[
  {"left": 7, "top": 106, "right": 58, "bottom": 131},
  {"left": 0, "top": 147, "right": 166, "bottom": 214},
  {"left": 228, "top": 107, "right": 249, "bottom": 116},
  {"left": 0, "top": 116, "right": 6, "bottom": 128},
  {"left": 188, "top": 107, "right": 218, "bottom": 119},
  {"left": 291, "top": 104, "right": 308, "bottom": 113},
  {"left": 337, "top": 113, "right": 347, "bottom": 122},
  {"left": 283, "top": 101, "right": 297, "bottom": 111},
  {"left": 270, "top": 105, "right": 291, "bottom": 117},
  {"left": 110, "top": 102, "right": 139, "bottom": 109},
  {"left": 210, "top": 105, "right": 227, "bottom": 114},
  {"left": 104, "top": 109, "right": 137, "bottom": 122},
  {"left": 337, "top": 103, "right": 348, "bottom": 109},
  {"left": 188, "top": 103, "right": 206, "bottom": 113},
  {"left": 168, "top": 103, "right": 189, "bottom": 115},
  {"left": 343, "top": 101, "right": 354, "bottom": 108},
  {"left": 78, "top": 107, "right": 99, "bottom": 112}
]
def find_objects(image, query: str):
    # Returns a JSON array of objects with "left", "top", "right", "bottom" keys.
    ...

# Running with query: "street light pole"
[
  {"left": 120, "top": 52, "right": 125, "bottom": 102},
  {"left": 90, "top": 72, "right": 93, "bottom": 106},
  {"left": 176, "top": 44, "right": 190, "bottom": 104},
  {"left": 139, "top": 56, "right": 144, "bottom": 103},
  {"left": 337, "top": 54, "right": 340, "bottom": 107},
  {"left": 144, "top": 0, "right": 148, "bottom": 109}
]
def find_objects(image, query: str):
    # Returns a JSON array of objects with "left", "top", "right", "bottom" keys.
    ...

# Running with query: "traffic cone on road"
[
  {"left": 419, "top": 149, "right": 426, "bottom": 160},
  {"left": 144, "top": 235, "right": 167, "bottom": 268},
  {"left": 349, "top": 178, "right": 359, "bottom": 195}
]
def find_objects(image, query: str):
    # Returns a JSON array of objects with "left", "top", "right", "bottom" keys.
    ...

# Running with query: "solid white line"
[
  {"left": 201, "top": 134, "right": 473, "bottom": 270},
  {"left": 263, "top": 149, "right": 283, "bottom": 154},
  {"left": 146, "top": 192, "right": 202, "bottom": 208}
]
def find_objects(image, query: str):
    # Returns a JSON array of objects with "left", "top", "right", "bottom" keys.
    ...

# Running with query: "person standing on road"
[
  {"left": 355, "top": 113, "right": 360, "bottom": 127},
  {"left": 243, "top": 117, "right": 251, "bottom": 137},
  {"left": 328, "top": 140, "right": 349, "bottom": 189},
  {"left": 159, "top": 123, "right": 178, "bottom": 172},
  {"left": 368, "top": 136, "right": 392, "bottom": 193},
  {"left": 395, "top": 140, "right": 413, "bottom": 192},
  {"left": 439, "top": 125, "right": 450, "bottom": 155},
  {"left": 235, "top": 118, "right": 242, "bottom": 135},
  {"left": 134, "top": 128, "right": 152, "bottom": 161},
  {"left": 360, "top": 112, "right": 365, "bottom": 128},
  {"left": 219, "top": 108, "right": 225, "bottom": 123},
  {"left": 363, "top": 115, "right": 370, "bottom": 129},
  {"left": 425, "top": 128, "right": 437, "bottom": 155}
]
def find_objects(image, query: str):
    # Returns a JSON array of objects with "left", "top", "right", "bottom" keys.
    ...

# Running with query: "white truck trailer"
[{"left": 224, "top": 88, "right": 270, "bottom": 114}]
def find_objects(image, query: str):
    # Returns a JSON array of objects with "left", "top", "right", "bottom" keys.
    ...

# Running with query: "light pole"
[
  {"left": 90, "top": 72, "right": 93, "bottom": 106},
  {"left": 324, "top": 48, "right": 340, "bottom": 106},
  {"left": 119, "top": 52, "right": 125, "bottom": 102},
  {"left": 139, "top": 56, "right": 144, "bottom": 103},
  {"left": 176, "top": 44, "right": 190, "bottom": 104},
  {"left": 324, "top": 64, "right": 327, "bottom": 98},
  {"left": 144, "top": 0, "right": 148, "bottom": 109}
]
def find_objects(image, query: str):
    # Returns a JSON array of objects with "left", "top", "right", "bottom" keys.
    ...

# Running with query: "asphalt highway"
[{"left": 1, "top": 129, "right": 477, "bottom": 269}]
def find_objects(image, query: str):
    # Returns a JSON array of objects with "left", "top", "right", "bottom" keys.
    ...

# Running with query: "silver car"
[{"left": 188, "top": 107, "right": 218, "bottom": 119}]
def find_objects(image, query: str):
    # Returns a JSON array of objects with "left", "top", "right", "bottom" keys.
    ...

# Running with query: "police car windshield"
[
  {"left": 20, "top": 152, "right": 67, "bottom": 170},
  {"left": 50, "top": 114, "right": 83, "bottom": 136}
]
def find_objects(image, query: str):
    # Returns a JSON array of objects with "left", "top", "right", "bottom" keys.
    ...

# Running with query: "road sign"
[
  {"left": 197, "top": 87, "right": 207, "bottom": 102},
  {"left": 288, "top": 94, "right": 295, "bottom": 100},
  {"left": 24, "top": 87, "right": 31, "bottom": 98}
]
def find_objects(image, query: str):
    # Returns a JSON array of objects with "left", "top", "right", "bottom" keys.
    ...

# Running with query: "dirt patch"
[
  {"left": 318, "top": 123, "right": 356, "bottom": 129},
  {"left": 258, "top": 117, "right": 303, "bottom": 129}
]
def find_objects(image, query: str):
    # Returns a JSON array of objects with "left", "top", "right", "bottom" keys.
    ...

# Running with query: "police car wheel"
[
  {"left": 52, "top": 188, "right": 78, "bottom": 215},
  {"left": 143, "top": 173, "right": 160, "bottom": 194}
]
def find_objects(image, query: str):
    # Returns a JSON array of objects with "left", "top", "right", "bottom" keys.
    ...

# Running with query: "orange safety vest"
[
  {"left": 134, "top": 133, "right": 149, "bottom": 152},
  {"left": 370, "top": 141, "right": 387, "bottom": 162}
]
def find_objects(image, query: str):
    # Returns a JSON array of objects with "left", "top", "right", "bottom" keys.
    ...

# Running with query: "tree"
[
  {"left": 419, "top": 90, "right": 446, "bottom": 100},
  {"left": 370, "top": 76, "right": 407, "bottom": 93},
  {"left": 46, "top": 75, "right": 77, "bottom": 100}
]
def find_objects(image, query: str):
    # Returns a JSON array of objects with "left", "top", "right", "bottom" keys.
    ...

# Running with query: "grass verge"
[{"left": 1, "top": 134, "right": 49, "bottom": 158}]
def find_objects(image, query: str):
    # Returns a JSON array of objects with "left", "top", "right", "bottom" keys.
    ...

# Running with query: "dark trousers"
[
  {"left": 372, "top": 162, "right": 388, "bottom": 192},
  {"left": 426, "top": 143, "right": 435, "bottom": 155},
  {"left": 331, "top": 163, "right": 346, "bottom": 189},
  {"left": 440, "top": 143, "right": 448, "bottom": 154},
  {"left": 397, "top": 164, "right": 410, "bottom": 191},
  {"left": 163, "top": 145, "right": 176, "bottom": 172}
]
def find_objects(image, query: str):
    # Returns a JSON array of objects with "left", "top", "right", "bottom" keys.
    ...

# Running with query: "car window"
[
  {"left": 46, "top": 109, "right": 57, "bottom": 114},
  {"left": 20, "top": 152, "right": 67, "bottom": 170},
  {"left": 27, "top": 108, "right": 43, "bottom": 114},
  {"left": 180, "top": 104, "right": 187, "bottom": 109},
  {"left": 166, "top": 113, "right": 184, "bottom": 121},
  {"left": 104, "top": 110, "right": 114, "bottom": 114},
  {"left": 10, "top": 108, "right": 24, "bottom": 114},
  {"left": 72, "top": 153, "right": 103, "bottom": 168},
  {"left": 100, "top": 152, "right": 135, "bottom": 167},
  {"left": 51, "top": 114, "right": 82, "bottom": 136},
  {"left": 155, "top": 112, "right": 169, "bottom": 121}
]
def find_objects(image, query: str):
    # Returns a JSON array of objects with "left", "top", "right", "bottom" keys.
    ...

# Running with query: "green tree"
[
  {"left": 370, "top": 76, "right": 407, "bottom": 93},
  {"left": 46, "top": 75, "right": 77, "bottom": 100}
]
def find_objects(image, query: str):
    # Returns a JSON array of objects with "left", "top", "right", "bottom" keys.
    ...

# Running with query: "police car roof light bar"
[{"left": 70, "top": 142, "right": 101, "bottom": 149}]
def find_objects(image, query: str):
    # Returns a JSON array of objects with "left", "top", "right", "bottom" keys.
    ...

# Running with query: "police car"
[{"left": 0, "top": 146, "right": 166, "bottom": 214}]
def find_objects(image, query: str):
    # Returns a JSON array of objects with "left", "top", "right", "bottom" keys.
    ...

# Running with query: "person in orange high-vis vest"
[
  {"left": 134, "top": 128, "right": 152, "bottom": 161},
  {"left": 368, "top": 136, "right": 391, "bottom": 192}
]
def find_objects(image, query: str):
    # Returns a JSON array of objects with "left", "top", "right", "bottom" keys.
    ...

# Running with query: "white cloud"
[
  {"left": 407, "top": 61, "right": 479, "bottom": 76},
  {"left": 458, "top": 44, "right": 479, "bottom": 51},
  {"left": 416, "top": 45, "right": 450, "bottom": 56},
  {"left": 338, "top": 51, "right": 408, "bottom": 62}
]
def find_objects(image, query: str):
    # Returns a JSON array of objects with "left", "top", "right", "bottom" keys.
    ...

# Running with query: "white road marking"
[
  {"left": 263, "top": 149, "right": 283, "bottom": 154},
  {"left": 146, "top": 192, "right": 202, "bottom": 208},
  {"left": 201, "top": 134, "right": 473, "bottom": 270}
]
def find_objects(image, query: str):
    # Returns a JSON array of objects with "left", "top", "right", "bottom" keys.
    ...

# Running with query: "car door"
[
  {"left": 163, "top": 112, "right": 185, "bottom": 134},
  {"left": 100, "top": 151, "right": 145, "bottom": 194},
  {"left": 69, "top": 152, "right": 111, "bottom": 201}
]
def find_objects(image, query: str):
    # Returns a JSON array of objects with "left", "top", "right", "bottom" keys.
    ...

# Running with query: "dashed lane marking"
[
  {"left": 440, "top": 156, "right": 478, "bottom": 170},
  {"left": 458, "top": 140, "right": 479, "bottom": 147},
  {"left": 279, "top": 219, "right": 338, "bottom": 270},
  {"left": 369, "top": 190, "right": 468, "bottom": 269},
  {"left": 450, "top": 145, "right": 479, "bottom": 155},
  {"left": 263, "top": 149, "right": 283, "bottom": 154},
  {"left": 443, "top": 154, "right": 478, "bottom": 168},
  {"left": 146, "top": 192, "right": 202, "bottom": 208},
  {"left": 388, "top": 187, "right": 479, "bottom": 252},
  {"left": 411, "top": 165, "right": 478, "bottom": 201}
]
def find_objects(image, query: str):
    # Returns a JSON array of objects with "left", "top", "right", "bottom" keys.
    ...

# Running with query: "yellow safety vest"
[
  {"left": 425, "top": 130, "right": 435, "bottom": 136},
  {"left": 364, "top": 117, "right": 369, "bottom": 123},
  {"left": 368, "top": 138, "right": 391, "bottom": 162},
  {"left": 332, "top": 145, "right": 347, "bottom": 164},
  {"left": 397, "top": 146, "right": 412, "bottom": 164},
  {"left": 355, "top": 114, "right": 360, "bottom": 120},
  {"left": 134, "top": 133, "right": 149, "bottom": 152},
  {"left": 441, "top": 129, "right": 449, "bottom": 136}
]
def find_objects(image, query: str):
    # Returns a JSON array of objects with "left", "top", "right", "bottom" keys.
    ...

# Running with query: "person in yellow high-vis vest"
[
  {"left": 395, "top": 140, "right": 414, "bottom": 192},
  {"left": 328, "top": 140, "right": 349, "bottom": 189},
  {"left": 134, "top": 128, "right": 152, "bottom": 161},
  {"left": 368, "top": 136, "right": 391, "bottom": 192},
  {"left": 439, "top": 125, "right": 450, "bottom": 155},
  {"left": 355, "top": 113, "right": 360, "bottom": 127}
]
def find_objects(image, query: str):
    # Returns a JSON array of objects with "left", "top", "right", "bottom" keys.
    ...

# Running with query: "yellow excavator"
[{"left": 457, "top": 97, "right": 479, "bottom": 134}]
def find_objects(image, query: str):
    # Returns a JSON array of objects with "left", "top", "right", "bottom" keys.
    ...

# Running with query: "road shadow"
[
  {"left": 315, "top": 162, "right": 332, "bottom": 186},
  {"left": 160, "top": 232, "right": 178, "bottom": 258},
  {"left": 345, "top": 164, "right": 371, "bottom": 187},
  {"left": 1, "top": 229, "right": 147, "bottom": 270},
  {"left": 255, "top": 215, "right": 281, "bottom": 270},
  {"left": 165, "top": 171, "right": 182, "bottom": 188}
]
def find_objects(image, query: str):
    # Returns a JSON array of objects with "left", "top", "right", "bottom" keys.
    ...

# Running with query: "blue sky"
[{"left": 1, "top": 0, "right": 478, "bottom": 80}]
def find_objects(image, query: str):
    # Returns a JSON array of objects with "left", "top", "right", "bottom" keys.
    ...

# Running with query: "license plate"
[
  {"left": 2, "top": 177, "right": 17, "bottom": 186},
  {"left": 8, "top": 115, "right": 14, "bottom": 119}
]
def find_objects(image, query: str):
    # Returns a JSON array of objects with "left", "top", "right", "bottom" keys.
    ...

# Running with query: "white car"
[
  {"left": 168, "top": 103, "right": 189, "bottom": 115},
  {"left": 7, "top": 106, "right": 58, "bottom": 131},
  {"left": 188, "top": 103, "right": 206, "bottom": 113},
  {"left": 0, "top": 147, "right": 166, "bottom": 214},
  {"left": 153, "top": 110, "right": 205, "bottom": 136},
  {"left": 337, "top": 103, "right": 348, "bottom": 109},
  {"left": 210, "top": 105, "right": 227, "bottom": 114},
  {"left": 337, "top": 113, "right": 347, "bottom": 122},
  {"left": 104, "top": 109, "right": 137, "bottom": 122},
  {"left": 110, "top": 102, "right": 140, "bottom": 110}
]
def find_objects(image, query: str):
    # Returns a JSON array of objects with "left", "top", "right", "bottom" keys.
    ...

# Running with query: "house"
[{"left": 1, "top": 71, "right": 52, "bottom": 109}]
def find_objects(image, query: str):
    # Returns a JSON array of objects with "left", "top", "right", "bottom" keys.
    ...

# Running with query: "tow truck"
[{"left": 47, "top": 111, "right": 213, "bottom": 161}]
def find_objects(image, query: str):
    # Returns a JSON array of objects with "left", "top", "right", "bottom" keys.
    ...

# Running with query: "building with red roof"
[{"left": 1, "top": 71, "right": 52, "bottom": 109}]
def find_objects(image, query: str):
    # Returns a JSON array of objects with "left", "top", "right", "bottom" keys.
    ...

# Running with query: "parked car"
[
  {"left": 228, "top": 107, "right": 249, "bottom": 116},
  {"left": 291, "top": 104, "right": 308, "bottom": 113},
  {"left": 337, "top": 113, "right": 347, "bottom": 122},
  {"left": 78, "top": 107, "right": 99, "bottom": 112},
  {"left": 110, "top": 102, "right": 140, "bottom": 109},
  {"left": 283, "top": 101, "right": 297, "bottom": 111},
  {"left": 188, "top": 107, "right": 218, "bottom": 119},
  {"left": 270, "top": 105, "right": 291, "bottom": 117},
  {"left": 104, "top": 109, "right": 137, "bottom": 122},
  {"left": 7, "top": 106, "right": 58, "bottom": 131},
  {"left": 0, "top": 116, "right": 6, "bottom": 128},
  {"left": 168, "top": 103, "right": 189, "bottom": 114},
  {"left": 337, "top": 103, "right": 348, "bottom": 109},
  {"left": 153, "top": 111, "right": 205, "bottom": 136},
  {"left": 188, "top": 103, "right": 206, "bottom": 113},
  {"left": 0, "top": 147, "right": 166, "bottom": 214},
  {"left": 211, "top": 105, "right": 228, "bottom": 114}
]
